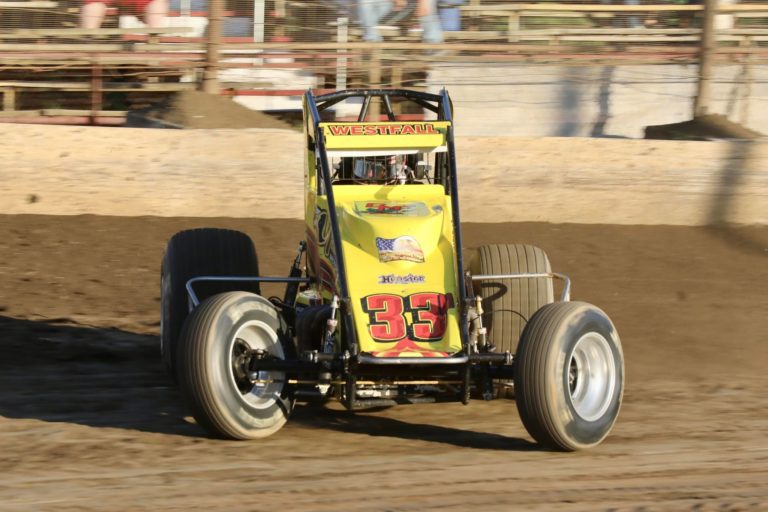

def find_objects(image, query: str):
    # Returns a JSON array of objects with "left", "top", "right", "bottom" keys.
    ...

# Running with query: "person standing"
[
  {"left": 415, "top": 0, "right": 443, "bottom": 43},
  {"left": 357, "top": 0, "right": 442, "bottom": 43},
  {"left": 80, "top": 0, "right": 168, "bottom": 29}
]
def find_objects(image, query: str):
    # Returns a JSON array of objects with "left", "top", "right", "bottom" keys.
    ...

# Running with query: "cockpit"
[{"left": 331, "top": 151, "right": 435, "bottom": 185}]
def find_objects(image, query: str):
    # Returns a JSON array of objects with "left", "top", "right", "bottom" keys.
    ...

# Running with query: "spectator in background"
[
  {"left": 415, "top": 0, "right": 443, "bottom": 43},
  {"left": 80, "top": 0, "right": 168, "bottom": 29},
  {"left": 600, "top": 0, "right": 642, "bottom": 29},
  {"left": 624, "top": 0, "right": 642, "bottom": 29},
  {"left": 438, "top": 0, "right": 464, "bottom": 32},
  {"left": 358, "top": 0, "right": 443, "bottom": 43}
]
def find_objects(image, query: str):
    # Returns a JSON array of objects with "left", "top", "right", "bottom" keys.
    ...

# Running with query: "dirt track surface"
[{"left": 1, "top": 215, "right": 766, "bottom": 511}]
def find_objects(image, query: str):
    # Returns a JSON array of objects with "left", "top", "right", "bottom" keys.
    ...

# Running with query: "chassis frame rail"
[{"left": 471, "top": 272, "right": 572, "bottom": 302}]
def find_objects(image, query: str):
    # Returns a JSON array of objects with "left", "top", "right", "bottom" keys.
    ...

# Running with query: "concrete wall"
[
  {"left": 0, "top": 125, "right": 765, "bottom": 225},
  {"left": 427, "top": 64, "right": 767, "bottom": 138}
]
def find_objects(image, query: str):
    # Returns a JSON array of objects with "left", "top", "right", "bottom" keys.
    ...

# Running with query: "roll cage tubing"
[{"left": 305, "top": 88, "right": 470, "bottom": 357}]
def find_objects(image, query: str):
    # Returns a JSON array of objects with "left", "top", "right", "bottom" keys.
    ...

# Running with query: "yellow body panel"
[
  {"left": 304, "top": 102, "right": 461, "bottom": 358},
  {"left": 321, "top": 121, "right": 450, "bottom": 151},
  {"left": 310, "top": 184, "right": 462, "bottom": 357}
]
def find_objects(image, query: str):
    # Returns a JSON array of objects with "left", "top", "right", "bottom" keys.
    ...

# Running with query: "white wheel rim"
[
  {"left": 227, "top": 320, "right": 285, "bottom": 410},
  {"left": 567, "top": 332, "right": 616, "bottom": 422}
]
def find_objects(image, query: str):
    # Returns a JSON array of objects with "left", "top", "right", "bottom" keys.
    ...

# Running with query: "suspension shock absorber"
[
  {"left": 283, "top": 240, "right": 306, "bottom": 307},
  {"left": 323, "top": 295, "right": 339, "bottom": 354}
]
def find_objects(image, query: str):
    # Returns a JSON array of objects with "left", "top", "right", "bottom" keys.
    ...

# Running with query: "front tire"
[
  {"left": 514, "top": 301, "right": 624, "bottom": 451},
  {"left": 177, "top": 292, "right": 293, "bottom": 440}
]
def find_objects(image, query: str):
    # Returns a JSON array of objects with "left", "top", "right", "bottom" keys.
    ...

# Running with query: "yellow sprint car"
[{"left": 160, "top": 89, "right": 624, "bottom": 451}]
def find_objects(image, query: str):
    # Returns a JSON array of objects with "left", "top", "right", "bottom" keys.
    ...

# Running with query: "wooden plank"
[
  {"left": 0, "top": 39, "right": 764, "bottom": 59},
  {"left": 516, "top": 28, "right": 702, "bottom": 36},
  {"left": 444, "top": 30, "right": 506, "bottom": 40},
  {"left": 0, "top": 110, "right": 40, "bottom": 117},
  {"left": 461, "top": 3, "right": 768, "bottom": 13},
  {"left": 0, "top": 109, "right": 126, "bottom": 118},
  {"left": 1, "top": 88, "right": 16, "bottom": 111},
  {"left": 166, "top": 9, "right": 235, "bottom": 16},
  {"left": 723, "top": 29, "right": 768, "bottom": 35},
  {"left": 0, "top": 57, "right": 202, "bottom": 67},
  {"left": 461, "top": 3, "right": 703, "bottom": 13},
  {"left": 0, "top": 27, "right": 193, "bottom": 38},
  {"left": 542, "top": 34, "right": 767, "bottom": 43},
  {"left": 0, "top": 81, "right": 195, "bottom": 92},
  {"left": 0, "top": 81, "right": 92, "bottom": 89},
  {"left": 520, "top": 11, "right": 594, "bottom": 18},
  {"left": 546, "top": 35, "right": 701, "bottom": 42},
  {"left": 41, "top": 109, "right": 126, "bottom": 117},
  {"left": 0, "top": 43, "right": 126, "bottom": 51},
  {"left": 0, "top": 0, "right": 56, "bottom": 7}
]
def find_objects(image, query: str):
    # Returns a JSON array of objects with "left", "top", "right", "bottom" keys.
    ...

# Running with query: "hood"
[{"left": 331, "top": 184, "right": 463, "bottom": 357}]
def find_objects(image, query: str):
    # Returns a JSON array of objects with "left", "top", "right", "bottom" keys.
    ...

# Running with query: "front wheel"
[
  {"left": 514, "top": 301, "right": 624, "bottom": 451},
  {"left": 176, "top": 291, "right": 293, "bottom": 440}
]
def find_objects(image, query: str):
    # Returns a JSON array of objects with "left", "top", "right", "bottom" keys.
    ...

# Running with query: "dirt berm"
[{"left": 1, "top": 124, "right": 766, "bottom": 224}]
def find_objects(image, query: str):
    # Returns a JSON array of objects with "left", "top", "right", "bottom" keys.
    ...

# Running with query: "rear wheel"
[
  {"left": 471, "top": 244, "right": 554, "bottom": 397},
  {"left": 177, "top": 292, "right": 294, "bottom": 439},
  {"left": 470, "top": 244, "right": 554, "bottom": 354},
  {"left": 514, "top": 301, "right": 624, "bottom": 451},
  {"left": 160, "top": 228, "right": 260, "bottom": 378}
]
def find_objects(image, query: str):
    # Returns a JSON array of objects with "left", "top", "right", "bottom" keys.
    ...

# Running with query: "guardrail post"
[
  {"left": 336, "top": 16, "right": 348, "bottom": 90},
  {"left": 507, "top": 12, "right": 520, "bottom": 43},
  {"left": 90, "top": 61, "right": 102, "bottom": 124},
  {"left": 202, "top": 0, "right": 223, "bottom": 94},
  {"left": 694, "top": 0, "right": 717, "bottom": 117},
  {"left": 739, "top": 37, "right": 753, "bottom": 125},
  {"left": 1, "top": 88, "right": 16, "bottom": 111},
  {"left": 368, "top": 47, "right": 381, "bottom": 120}
]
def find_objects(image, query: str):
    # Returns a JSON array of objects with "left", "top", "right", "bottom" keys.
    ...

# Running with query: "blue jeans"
[
  {"left": 357, "top": 0, "right": 443, "bottom": 43},
  {"left": 357, "top": 0, "right": 392, "bottom": 42},
  {"left": 421, "top": 10, "right": 443, "bottom": 43},
  {"left": 601, "top": 0, "right": 642, "bottom": 28}
]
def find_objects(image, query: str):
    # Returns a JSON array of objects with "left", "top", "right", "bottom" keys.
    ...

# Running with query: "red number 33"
[{"left": 361, "top": 293, "right": 455, "bottom": 342}]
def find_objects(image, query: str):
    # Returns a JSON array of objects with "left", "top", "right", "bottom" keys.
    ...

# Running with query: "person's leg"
[
  {"left": 80, "top": 1, "right": 107, "bottom": 28},
  {"left": 420, "top": 14, "right": 443, "bottom": 42},
  {"left": 143, "top": 0, "right": 168, "bottom": 27},
  {"left": 625, "top": 0, "right": 641, "bottom": 28},
  {"left": 417, "top": 0, "right": 442, "bottom": 44},
  {"left": 357, "top": 0, "right": 392, "bottom": 42}
]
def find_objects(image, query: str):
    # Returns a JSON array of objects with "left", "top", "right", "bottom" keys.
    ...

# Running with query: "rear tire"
[
  {"left": 514, "top": 301, "right": 624, "bottom": 451},
  {"left": 177, "top": 292, "right": 293, "bottom": 440},
  {"left": 160, "top": 228, "right": 260, "bottom": 378},
  {"left": 470, "top": 244, "right": 554, "bottom": 355}
]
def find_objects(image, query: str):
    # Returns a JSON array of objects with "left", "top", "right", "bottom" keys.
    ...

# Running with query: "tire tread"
[{"left": 471, "top": 244, "right": 554, "bottom": 354}]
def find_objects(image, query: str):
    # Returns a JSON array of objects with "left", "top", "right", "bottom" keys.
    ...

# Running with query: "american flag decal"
[{"left": 375, "top": 236, "right": 424, "bottom": 263}]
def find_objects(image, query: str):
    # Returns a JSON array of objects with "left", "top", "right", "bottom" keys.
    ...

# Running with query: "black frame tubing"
[{"left": 306, "top": 92, "right": 359, "bottom": 357}]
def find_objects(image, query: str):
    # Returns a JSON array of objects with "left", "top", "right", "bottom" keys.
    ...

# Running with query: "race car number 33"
[{"left": 361, "top": 292, "right": 455, "bottom": 342}]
